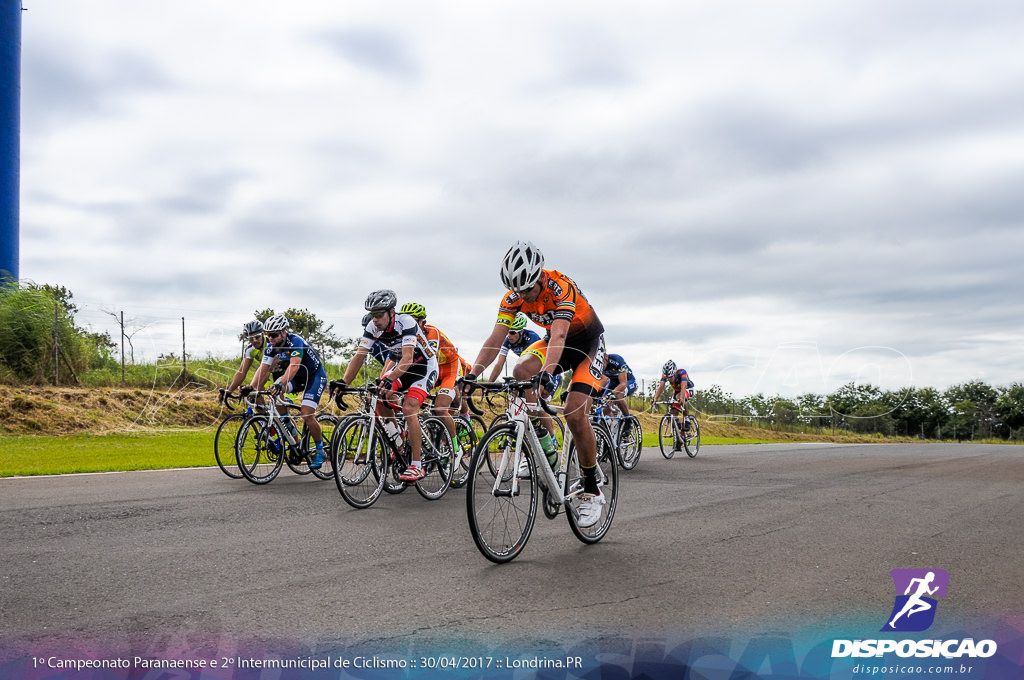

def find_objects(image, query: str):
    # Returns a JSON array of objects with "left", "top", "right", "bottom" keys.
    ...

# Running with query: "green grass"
[
  {"left": 1, "top": 428, "right": 798, "bottom": 477},
  {"left": 640, "top": 432, "right": 784, "bottom": 448},
  {"left": 0, "top": 430, "right": 218, "bottom": 477}
]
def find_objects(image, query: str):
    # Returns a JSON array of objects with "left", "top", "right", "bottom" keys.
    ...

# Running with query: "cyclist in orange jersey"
[
  {"left": 464, "top": 241, "right": 608, "bottom": 528},
  {"left": 399, "top": 302, "right": 469, "bottom": 469}
]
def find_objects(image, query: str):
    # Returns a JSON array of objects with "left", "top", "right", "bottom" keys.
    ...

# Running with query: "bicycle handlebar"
[
  {"left": 329, "top": 381, "right": 372, "bottom": 411},
  {"left": 457, "top": 376, "right": 559, "bottom": 417}
]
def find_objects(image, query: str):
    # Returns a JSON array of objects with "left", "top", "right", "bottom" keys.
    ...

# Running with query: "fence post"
[
  {"left": 181, "top": 316, "right": 186, "bottom": 375},
  {"left": 120, "top": 310, "right": 125, "bottom": 384}
]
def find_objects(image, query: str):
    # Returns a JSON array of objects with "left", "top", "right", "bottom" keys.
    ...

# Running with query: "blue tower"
[{"left": 1, "top": 0, "right": 21, "bottom": 283}]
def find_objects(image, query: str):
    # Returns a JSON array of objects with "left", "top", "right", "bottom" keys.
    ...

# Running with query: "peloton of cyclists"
[
  {"left": 651, "top": 360, "right": 695, "bottom": 432},
  {"left": 245, "top": 314, "right": 330, "bottom": 469},
  {"left": 463, "top": 240, "right": 608, "bottom": 528},
  {"left": 333, "top": 290, "right": 439, "bottom": 483}
]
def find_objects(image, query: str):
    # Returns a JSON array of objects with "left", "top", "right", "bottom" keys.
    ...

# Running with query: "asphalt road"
[{"left": 2, "top": 442, "right": 1022, "bottom": 661}]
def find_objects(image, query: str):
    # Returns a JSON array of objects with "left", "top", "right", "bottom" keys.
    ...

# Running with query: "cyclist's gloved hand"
[
  {"left": 460, "top": 373, "right": 477, "bottom": 396},
  {"left": 218, "top": 388, "right": 227, "bottom": 404},
  {"left": 239, "top": 385, "right": 253, "bottom": 397},
  {"left": 379, "top": 376, "right": 400, "bottom": 393},
  {"left": 329, "top": 379, "right": 347, "bottom": 396},
  {"left": 269, "top": 381, "right": 285, "bottom": 397},
  {"left": 537, "top": 370, "right": 556, "bottom": 396}
]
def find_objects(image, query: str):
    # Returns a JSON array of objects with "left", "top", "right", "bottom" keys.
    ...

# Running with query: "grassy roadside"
[{"left": 0, "top": 431, "right": 216, "bottom": 477}]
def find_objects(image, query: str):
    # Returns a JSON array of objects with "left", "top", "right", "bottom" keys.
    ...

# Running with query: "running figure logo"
[{"left": 881, "top": 569, "right": 949, "bottom": 632}]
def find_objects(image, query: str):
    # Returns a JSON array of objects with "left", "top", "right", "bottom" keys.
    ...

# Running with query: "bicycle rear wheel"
[
  {"left": 658, "top": 415, "right": 677, "bottom": 459},
  {"left": 214, "top": 413, "right": 247, "bottom": 479},
  {"left": 684, "top": 418, "right": 701, "bottom": 458},
  {"left": 566, "top": 424, "right": 617, "bottom": 544},
  {"left": 299, "top": 413, "right": 339, "bottom": 480},
  {"left": 331, "top": 417, "right": 386, "bottom": 509},
  {"left": 416, "top": 417, "right": 453, "bottom": 500},
  {"left": 617, "top": 415, "right": 643, "bottom": 470},
  {"left": 236, "top": 416, "right": 285, "bottom": 484},
  {"left": 466, "top": 425, "right": 537, "bottom": 563}
]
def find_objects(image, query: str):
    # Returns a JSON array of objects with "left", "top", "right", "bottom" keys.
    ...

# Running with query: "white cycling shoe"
[{"left": 577, "top": 491, "right": 606, "bottom": 528}]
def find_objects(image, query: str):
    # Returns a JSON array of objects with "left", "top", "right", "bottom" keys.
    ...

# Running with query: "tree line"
[
  {"left": 683, "top": 380, "right": 1024, "bottom": 441},
  {"left": 0, "top": 281, "right": 352, "bottom": 386}
]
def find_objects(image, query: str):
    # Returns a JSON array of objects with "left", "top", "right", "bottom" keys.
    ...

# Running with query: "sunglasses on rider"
[{"left": 370, "top": 310, "right": 388, "bottom": 320}]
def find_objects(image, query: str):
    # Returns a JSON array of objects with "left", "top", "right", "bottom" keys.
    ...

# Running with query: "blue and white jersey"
[
  {"left": 499, "top": 328, "right": 541, "bottom": 357},
  {"left": 262, "top": 333, "right": 324, "bottom": 387},
  {"left": 603, "top": 353, "right": 635, "bottom": 385}
]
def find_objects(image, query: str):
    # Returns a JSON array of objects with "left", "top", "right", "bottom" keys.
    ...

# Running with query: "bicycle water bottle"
[
  {"left": 383, "top": 421, "right": 404, "bottom": 448},
  {"left": 534, "top": 423, "right": 558, "bottom": 468}
]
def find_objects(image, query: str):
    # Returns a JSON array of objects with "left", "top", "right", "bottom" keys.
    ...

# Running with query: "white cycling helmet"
[
  {"left": 500, "top": 240, "right": 544, "bottom": 293},
  {"left": 662, "top": 360, "right": 676, "bottom": 376},
  {"left": 364, "top": 289, "right": 397, "bottom": 312},
  {"left": 263, "top": 314, "right": 289, "bottom": 333}
]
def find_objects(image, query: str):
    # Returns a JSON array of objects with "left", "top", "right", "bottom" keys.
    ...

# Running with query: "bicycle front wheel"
[
  {"left": 684, "top": 418, "right": 701, "bottom": 458},
  {"left": 466, "top": 425, "right": 537, "bottom": 563},
  {"left": 449, "top": 415, "right": 477, "bottom": 489},
  {"left": 566, "top": 424, "right": 617, "bottom": 544},
  {"left": 617, "top": 415, "right": 643, "bottom": 470},
  {"left": 658, "top": 415, "right": 677, "bottom": 459},
  {"left": 236, "top": 416, "right": 284, "bottom": 484},
  {"left": 214, "top": 413, "right": 247, "bottom": 479},
  {"left": 416, "top": 417, "right": 453, "bottom": 500},
  {"left": 331, "top": 417, "right": 387, "bottom": 509}
]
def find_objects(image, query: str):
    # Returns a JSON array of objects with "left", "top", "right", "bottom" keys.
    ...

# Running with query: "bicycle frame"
[
  {"left": 483, "top": 384, "right": 587, "bottom": 514},
  {"left": 253, "top": 391, "right": 304, "bottom": 449}
]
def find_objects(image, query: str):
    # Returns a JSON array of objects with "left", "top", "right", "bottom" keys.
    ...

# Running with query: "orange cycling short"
[
  {"left": 521, "top": 334, "right": 607, "bottom": 398},
  {"left": 436, "top": 356, "right": 466, "bottom": 398}
]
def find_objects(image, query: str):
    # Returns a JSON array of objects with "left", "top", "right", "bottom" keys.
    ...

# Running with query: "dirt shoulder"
[{"left": 0, "top": 385, "right": 225, "bottom": 435}]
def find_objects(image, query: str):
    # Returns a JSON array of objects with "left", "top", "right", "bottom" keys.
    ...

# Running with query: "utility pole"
[{"left": 0, "top": 1, "right": 21, "bottom": 282}]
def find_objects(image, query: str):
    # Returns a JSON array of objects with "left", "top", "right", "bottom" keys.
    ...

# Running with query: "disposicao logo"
[
  {"left": 881, "top": 568, "right": 949, "bottom": 632},
  {"left": 831, "top": 568, "right": 998, "bottom": 660}
]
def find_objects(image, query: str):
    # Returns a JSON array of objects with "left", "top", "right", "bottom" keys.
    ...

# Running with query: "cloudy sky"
[{"left": 17, "top": 0, "right": 1024, "bottom": 398}]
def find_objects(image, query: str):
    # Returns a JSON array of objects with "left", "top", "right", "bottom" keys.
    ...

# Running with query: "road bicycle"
[
  {"left": 655, "top": 401, "right": 701, "bottom": 458},
  {"left": 462, "top": 377, "right": 618, "bottom": 563},
  {"left": 233, "top": 390, "right": 339, "bottom": 484},
  {"left": 329, "top": 382, "right": 454, "bottom": 509},
  {"left": 590, "top": 393, "right": 643, "bottom": 470}
]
